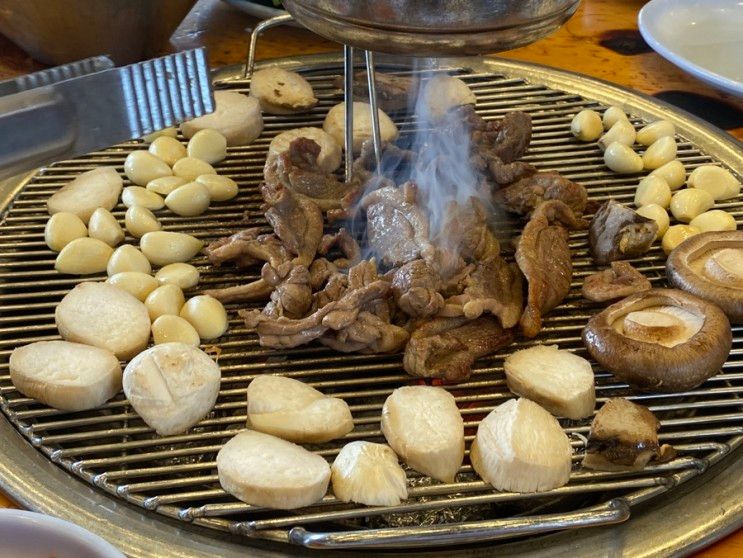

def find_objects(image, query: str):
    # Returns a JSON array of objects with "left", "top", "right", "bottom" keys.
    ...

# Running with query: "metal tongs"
[{"left": 0, "top": 48, "right": 215, "bottom": 180}]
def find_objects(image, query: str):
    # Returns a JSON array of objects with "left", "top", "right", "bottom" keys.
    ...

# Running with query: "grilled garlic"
[
  {"left": 662, "top": 224, "right": 700, "bottom": 254},
  {"left": 187, "top": 129, "right": 227, "bottom": 164},
  {"left": 180, "top": 295, "right": 228, "bottom": 340},
  {"left": 125, "top": 205, "right": 161, "bottom": 238},
  {"left": 570, "top": 109, "right": 603, "bottom": 142},
  {"left": 636, "top": 120, "right": 675, "bottom": 146},
  {"left": 172, "top": 157, "right": 215, "bottom": 181},
  {"left": 124, "top": 150, "right": 172, "bottom": 186},
  {"left": 107, "top": 245, "right": 151, "bottom": 276},
  {"left": 148, "top": 136, "right": 186, "bottom": 166},
  {"left": 636, "top": 204, "right": 670, "bottom": 239},
  {"left": 670, "top": 188, "right": 714, "bottom": 223},
  {"left": 598, "top": 119, "right": 636, "bottom": 151},
  {"left": 87, "top": 208, "right": 124, "bottom": 247},
  {"left": 602, "top": 105, "right": 628, "bottom": 129},
  {"left": 107, "top": 271, "right": 159, "bottom": 302},
  {"left": 604, "top": 142, "right": 643, "bottom": 174},
  {"left": 145, "top": 283, "right": 185, "bottom": 321},
  {"left": 155, "top": 262, "right": 200, "bottom": 289},
  {"left": 649, "top": 159, "right": 686, "bottom": 190},
  {"left": 687, "top": 165, "right": 741, "bottom": 200},
  {"left": 635, "top": 175, "right": 671, "bottom": 208},
  {"left": 642, "top": 136, "right": 677, "bottom": 170},
  {"left": 165, "top": 181, "right": 211, "bottom": 217},
  {"left": 146, "top": 176, "right": 188, "bottom": 196},
  {"left": 151, "top": 315, "right": 200, "bottom": 346},
  {"left": 689, "top": 210, "right": 737, "bottom": 233},
  {"left": 143, "top": 127, "right": 177, "bottom": 142},
  {"left": 139, "top": 231, "right": 203, "bottom": 266},
  {"left": 195, "top": 174, "right": 238, "bottom": 202},
  {"left": 44, "top": 212, "right": 87, "bottom": 252},
  {"left": 55, "top": 237, "right": 113, "bottom": 275},
  {"left": 121, "top": 186, "right": 165, "bottom": 210}
]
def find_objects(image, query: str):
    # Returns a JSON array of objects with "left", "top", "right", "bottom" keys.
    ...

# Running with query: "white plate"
[
  {"left": 638, "top": 0, "right": 743, "bottom": 97},
  {"left": 222, "top": 0, "right": 287, "bottom": 19},
  {"left": 0, "top": 509, "right": 125, "bottom": 558}
]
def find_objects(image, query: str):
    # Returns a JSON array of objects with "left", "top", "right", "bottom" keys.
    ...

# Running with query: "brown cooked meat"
[
  {"left": 261, "top": 262, "right": 313, "bottom": 319},
  {"left": 403, "top": 315, "right": 515, "bottom": 383},
  {"left": 318, "top": 227, "right": 361, "bottom": 268},
  {"left": 333, "top": 71, "right": 419, "bottom": 112},
  {"left": 493, "top": 172, "right": 588, "bottom": 217},
  {"left": 581, "top": 261, "right": 652, "bottom": 302},
  {"left": 460, "top": 105, "right": 532, "bottom": 164},
  {"left": 391, "top": 259, "right": 445, "bottom": 319},
  {"left": 435, "top": 197, "right": 500, "bottom": 262},
  {"left": 204, "top": 229, "right": 289, "bottom": 269},
  {"left": 589, "top": 200, "right": 658, "bottom": 265},
  {"left": 516, "top": 200, "right": 588, "bottom": 337}
]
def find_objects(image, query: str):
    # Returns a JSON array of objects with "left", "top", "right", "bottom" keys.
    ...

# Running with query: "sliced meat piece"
[
  {"left": 204, "top": 229, "right": 289, "bottom": 269},
  {"left": 435, "top": 198, "right": 500, "bottom": 263},
  {"left": 516, "top": 200, "right": 588, "bottom": 338},
  {"left": 204, "top": 279, "right": 273, "bottom": 304},
  {"left": 581, "top": 261, "right": 652, "bottom": 302},
  {"left": 589, "top": 200, "right": 658, "bottom": 265},
  {"left": 485, "top": 157, "right": 537, "bottom": 186},
  {"left": 320, "top": 311, "right": 409, "bottom": 354},
  {"left": 441, "top": 255, "right": 523, "bottom": 328},
  {"left": 263, "top": 137, "right": 360, "bottom": 211},
  {"left": 494, "top": 172, "right": 588, "bottom": 217},
  {"left": 262, "top": 262, "right": 313, "bottom": 319},
  {"left": 460, "top": 106, "right": 532, "bottom": 164},
  {"left": 319, "top": 228, "right": 361, "bottom": 267},
  {"left": 262, "top": 178, "right": 324, "bottom": 267},
  {"left": 308, "top": 258, "right": 339, "bottom": 290},
  {"left": 361, "top": 182, "right": 434, "bottom": 266},
  {"left": 403, "top": 316, "right": 515, "bottom": 383},
  {"left": 334, "top": 71, "right": 419, "bottom": 113},
  {"left": 391, "top": 259, "right": 445, "bottom": 319}
]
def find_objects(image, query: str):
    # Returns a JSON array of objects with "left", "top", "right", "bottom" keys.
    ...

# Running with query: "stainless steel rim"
[{"left": 1, "top": 53, "right": 742, "bottom": 557}]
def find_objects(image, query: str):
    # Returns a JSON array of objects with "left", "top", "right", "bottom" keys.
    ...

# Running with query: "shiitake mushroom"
[{"left": 582, "top": 288, "right": 731, "bottom": 392}]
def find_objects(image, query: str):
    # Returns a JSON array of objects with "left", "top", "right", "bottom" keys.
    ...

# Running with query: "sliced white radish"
[
  {"left": 217, "top": 429, "right": 330, "bottom": 509},
  {"left": 250, "top": 67, "right": 318, "bottom": 115},
  {"left": 381, "top": 386, "right": 464, "bottom": 482},
  {"left": 247, "top": 375, "right": 353, "bottom": 443},
  {"left": 331, "top": 441, "right": 407, "bottom": 506},
  {"left": 470, "top": 398, "right": 572, "bottom": 493},
  {"left": 181, "top": 91, "right": 263, "bottom": 146},
  {"left": 268, "top": 127, "right": 342, "bottom": 174},
  {"left": 419, "top": 75, "right": 476, "bottom": 123},
  {"left": 47, "top": 167, "right": 122, "bottom": 223}
]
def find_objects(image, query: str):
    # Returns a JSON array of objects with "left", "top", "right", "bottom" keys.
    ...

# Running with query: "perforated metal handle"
[{"left": 288, "top": 498, "right": 630, "bottom": 549}]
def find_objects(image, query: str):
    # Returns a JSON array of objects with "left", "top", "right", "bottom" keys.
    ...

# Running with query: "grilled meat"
[
  {"left": 204, "top": 279, "right": 273, "bottom": 304},
  {"left": 435, "top": 198, "right": 500, "bottom": 263},
  {"left": 589, "top": 200, "right": 658, "bottom": 265},
  {"left": 461, "top": 106, "right": 532, "bottom": 164},
  {"left": 494, "top": 172, "right": 588, "bottom": 217},
  {"left": 318, "top": 227, "right": 361, "bottom": 268},
  {"left": 333, "top": 71, "right": 419, "bottom": 113},
  {"left": 204, "top": 229, "right": 289, "bottom": 269},
  {"left": 391, "top": 260, "right": 445, "bottom": 319},
  {"left": 262, "top": 262, "right": 313, "bottom": 319},
  {"left": 581, "top": 261, "right": 652, "bottom": 302},
  {"left": 516, "top": 200, "right": 588, "bottom": 338}
]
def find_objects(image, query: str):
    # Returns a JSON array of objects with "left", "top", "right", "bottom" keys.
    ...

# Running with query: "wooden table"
[{"left": 0, "top": 0, "right": 741, "bottom": 555}]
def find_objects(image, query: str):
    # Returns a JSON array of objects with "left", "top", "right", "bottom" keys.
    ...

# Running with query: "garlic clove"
[
  {"left": 670, "top": 188, "right": 714, "bottom": 223},
  {"left": 598, "top": 119, "right": 636, "bottom": 151},
  {"left": 662, "top": 224, "right": 700, "bottom": 254},
  {"left": 570, "top": 109, "right": 603, "bottom": 142},
  {"left": 687, "top": 165, "right": 741, "bottom": 200},
  {"left": 635, "top": 175, "right": 671, "bottom": 208},
  {"left": 636, "top": 120, "right": 675, "bottom": 146},
  {"left": 604, "top": 142, "right": 643, "bottom": 174},
  {"left": 636, "top": 204, "right": 670, "bottom": 239},
  {"left": 642, "top": 136, "right": 677, "bottom": 170},
  {"left": 649, "top": 159, "right": 686, "bottom": 190}
]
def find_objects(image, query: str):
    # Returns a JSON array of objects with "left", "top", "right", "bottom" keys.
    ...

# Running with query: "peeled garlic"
[
  {"left": 598, "top": 119, "right": 636, "bottom": 151},
  {"left": 604, "top": 142, "right": 643, "bottom": 174},
  {"left": 44, "top": 212, "right": 87, "bottom": 252},
  {"left": 155, "top": 263, "right": 200, "bottom": 289},
  {"left": 602, "top": 106, "right": 628, "bottom": 129},
  {"left": 689, "top": 210, "right": 737, "bottom": 233},
  {"left": 164, "top": 182, "right": 211, "bottom": 217},
  {"left": 180, "top": 295, "right": 228, "bottom": 340},
  {"left": 145, "top": 283, "right": 185, "bottom": 321},
  {"left": 642, "top": 136, "right": 677, "bottom": 170},
  {"left": 570, "top": 109, "right": 603, "bottom": 142},
  {"left": 187, "top": 129, "right": 227, "bottom": 164},
  {"left": 140, "top": 231, "right": 203, "bottom": 266},
  {"left": 87, "top": 208, "right": 124, "bottom": 247},
  {"left": 195, "top": 174, "right": 238, "bottom": 202},
  {"left": 121, "top": 186, "right": 164, "bottom": 210},
  {"left": 172, "top": 157, "right": 215, "bottom": 181},
  {"left": 124, "top": 150, "right": 172, "bottom": 186},
  {"left": 151, "top": 315, "right": 201, "bottom": 346},
  {"left": 55, "top": 238, "right": 113, "bottom": 275},
  {"left": 148, "top": 136, "right": 187, "bottom": 166},
  {"left": 636, "top": 204, "right": 670, "bottom": 239},
  {"left": 687, "top": 165, "right": 741, "bottom": 201},
  {"left": 125, "top": 205, "right": 161, "bottom": 238},
  {"left": 107, "top": 245, "right": 151, "bottom": 276},
  {"left": 635, "top": 175, "right": 671, "bottom": 208},
  {"left": 662, "top": 224, "right": 700, "bottom": 254},
  {"left": 670, "top": 188, "right": 714, "bottom": 223},
  {"left": 146, "top": 176, "right": 188, "bottom": 196},
  {"left": 649, "top": 159, "right": 686, "bottom": 190},
  {"left": 107, "top": 272, "right": 159, "bottom": 302},
  {"left": 636, "top": 120, "right": 675, "bottom": 146},
  {"left": 143, "top": 127, "right": 177, "bottom": 142}
]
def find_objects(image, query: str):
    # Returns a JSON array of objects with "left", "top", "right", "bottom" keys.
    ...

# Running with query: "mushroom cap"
[
  {"left": 582, "top": 288, "right": 731, "bottom": 392},
  {"left": 666, "top": 230, "right": 743, "bottom": 323}
]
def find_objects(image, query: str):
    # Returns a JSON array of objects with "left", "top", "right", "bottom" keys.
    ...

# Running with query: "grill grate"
[{"left": 1, "top": 60, "right": 743, "bottom": 550}]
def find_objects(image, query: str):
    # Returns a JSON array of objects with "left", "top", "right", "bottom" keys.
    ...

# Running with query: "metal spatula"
[{"left": 0, "top": 48, "right": 214, "bottom": 180}]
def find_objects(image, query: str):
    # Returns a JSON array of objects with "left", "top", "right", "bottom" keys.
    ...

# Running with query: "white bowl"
[
  {"left": 0, "top": 509, "right": 125, "bottom": 558},
  {"left": 638, "top": 0, "right": 743, "bottom": 97}
]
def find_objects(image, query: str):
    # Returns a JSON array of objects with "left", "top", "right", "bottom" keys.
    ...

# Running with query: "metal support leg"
[
  {"left": 244, "top": 14, "right": 295, "bottom": 78},
  {"left": 343, "top": 45, "right": 355, "bottom": 182},
  {"left": 364, "top": 50, "right": 383, "bottom": 175}
]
